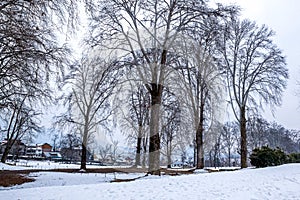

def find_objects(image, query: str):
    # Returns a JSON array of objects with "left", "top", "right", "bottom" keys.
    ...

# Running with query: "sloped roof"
[{"left": 44, "top": 152, "right": 62, "bottom": 158}]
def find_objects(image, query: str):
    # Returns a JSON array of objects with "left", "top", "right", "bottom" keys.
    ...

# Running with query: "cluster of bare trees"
[
  {"left": 57, "top": 51, "right": 123, "bottom": 170},
  {"left": 0, "top": 0, "right": 79, "bottom": 163},
  {"left": 122, "top": 82, "right": 150, "bottom": 167},
  {"left": 208, "top": 118, "right": 300, "bottom": 167},
  {"left": 83, "top": 0, "right": 239, "bottom": 174},
  {"left": 247, "top": 117, "right": 300, "bottom": 154},
  {"left": 82, "top": 0, "right": 287, "bottom": 173},
  {"left": 218, "top": 19, "right": 288, "bottom": 168},
  {"left": 1, "top": 1, "right": 291, "bottom": 174}
]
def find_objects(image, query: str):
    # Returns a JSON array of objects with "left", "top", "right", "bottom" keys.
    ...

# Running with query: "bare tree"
[
  {"left": 141, "top": 132, "right": 149, "bottom": 168},
  {"left": 221, "top": 121, "right": 239, "bottom": 167},
  {"left": 86, "top": 0, "right": 237, "bottom": 175},
  {"left": 51, "top": 133, "right": 59, "bottom": 152},
  {"left": 110, "top": 139, "right": 120, "bottom": 164},
  {"left": 126, "top": 83, "right": 150, "bottom": 166},
  {"left": 206, "top": 122, "right": 223, "bottom": 167},
  {"left": 60, "top": 133, "right": 81, "bottom": 163},
  {"left": 289, "top": 129, "right": 300, "bottom": 153},
  {"left": 0, "top": 0, "right": 80, "bottom": 161},
  {"left": 60, "top": 52, "right": 121, "bottom": 170},
  {"left": 0, "top": 95, "right": 40, "bottom": 163},
  {"left": 247, "top": 116, "right": 269, "bottom": 151},
  {"left": 160, "top": 89, "right": 181, "bottom": 168},
  {"left": 266, "top": 122, "right": 299, "bottom": 153},
  {"left": 0, "top": 0, "right": 78, "bottom": 106},
  {"left": 218, "top": 19, "right": 289, "bottom": 168},
  {"left": 117, "top": 81, "right": 150, "bottom": 167},
  {"left": 98, "top": 144, "right": 111, "bottom": 164},
  {"left": 175, "top": 28, "right": 224, "bottom": 169}
]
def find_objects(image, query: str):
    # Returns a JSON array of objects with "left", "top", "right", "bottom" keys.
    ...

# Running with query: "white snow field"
[
  {"left": 1, "top": 160, "right": 121, "bottom": 170},
  {"left": 0, "top": 163, "right": 299, "bottom": 200}
]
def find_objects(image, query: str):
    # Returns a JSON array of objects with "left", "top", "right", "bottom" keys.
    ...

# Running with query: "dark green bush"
[
  {"left": 287, "top": 153, "right": 300, "bottom": 163},
  {"left": 250, "top": 146, "right": 287, "bottom": 168}
]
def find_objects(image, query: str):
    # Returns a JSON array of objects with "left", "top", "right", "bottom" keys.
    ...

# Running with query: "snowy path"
[{"left": 0, "top": 164, "right": 299, "bottom": 200}]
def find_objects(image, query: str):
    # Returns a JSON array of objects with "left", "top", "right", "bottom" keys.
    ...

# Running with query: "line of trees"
[
  {"left": 0, "top": 0, "right": 79, "bottom": 163},
  {"left": 0, "top": 1, "right": 292, "bottom": 175},
  {"left": 80, "top": 0, "right": 288, "bottom": 173},
  {"left": 215, "top": 118, "right": 300, "bottom": 167}
]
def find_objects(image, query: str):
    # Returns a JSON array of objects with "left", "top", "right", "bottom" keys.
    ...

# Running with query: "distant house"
[
  {"left": 25, "top": 143, "right": 52, "bottom": 157},
  {"left": 0, "top": 139, "right": 26, "bottom": 158},
  {"left": 0, "top": 140, "right": 59, "bottom": 160},
  {"left": 171, "top": 161, "right": 184, "bottom": 168},
  {"left": 60, "top": 146, "right": 93, "bottom": 162},
  {"left": 26, "top": 144, "right": 43, "bottom": 157},
  {"left": 171, "top": 161, "right": 191, "bottom": 169},
  {"left": 60, "top": 146, "right": 81, "bottom": 162},
  {"left": 44, "top": 152, "right": 62, "bottom": 161},
  {"left": 40, "top": 143, "right": 52, "bottom": 153}
]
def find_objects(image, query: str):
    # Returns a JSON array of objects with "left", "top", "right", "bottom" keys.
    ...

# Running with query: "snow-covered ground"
[
  {"left": 0, "top": 163, "right": 299, "bottom": 200},
  {"left": 1, "top": 160, "right": 129, "bottom": 170}
]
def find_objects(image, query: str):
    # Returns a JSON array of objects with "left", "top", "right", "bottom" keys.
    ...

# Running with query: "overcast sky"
[
  {"left": 67, "top": 1, "right": 300, "bottom": 132},
  {"left": 214, "top": 0, "right": 300, "bottom": 130},
  {"left": 35, "top": 1, "right": 300, "bottom": 145}
]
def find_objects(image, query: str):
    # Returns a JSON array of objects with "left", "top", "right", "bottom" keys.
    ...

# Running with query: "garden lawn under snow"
[
  {"left": 1, "top": 160, "right": 119, "bottom": 170},
  {"left": 0, "top": 163, "right": 300, "bottom": 200}
]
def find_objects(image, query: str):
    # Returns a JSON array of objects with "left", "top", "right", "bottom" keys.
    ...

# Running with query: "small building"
[
  {"left": 0, "top": 139, "right": 26, "bottom": 158},
  {"left": 171, "top": 161, "right": 191, "bottom": 169},
  {"left": 25, "top": 143, "right": 52, "bottom": 158},
  {"left": 171, "top": 161, "right": 184, "bottom": 168},
  {"left": 26, "top": 144, "right": 43, "bottom": 157},
  {"left": 39, "top": 143, "right": 52, "bottom": 153},
  {"left": 60, "top": 146, "right": 93, "bottom": 163},
  {"left": 44, "top": 152, "right": 62, "bottom": 161}
]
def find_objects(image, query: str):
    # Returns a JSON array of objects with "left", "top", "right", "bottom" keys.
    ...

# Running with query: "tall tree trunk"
[
  {"left": 142, "top": 137, "right": 147, "bottom": 168},
  {"left": 196, "top": 127, "right": 204, "bottom": 169},
  {"left": 228, "top": 147, "right": 231, "bottom": 167},
  {"left": 80, "top": 126, "right": 88, "bottom": 170},
  {"left": 193, "top": 139, "right": 197, "bottom": 167},
  {"left": 209, "top": 151, "right": 213, "bottom": 167},
  {"left": 1, "top": 135, "right": 19, "bottom": 163},
  {"left": 1, "top": 105, "right": 21, "bottom": 163},
  {"left": 1, "top": 144, "right": 11, "bottom": 163},
  {"left": 135, "top": 124, "right": 143, "bottom": 166},
  {"left": 80, "top": 142, "right": 87, "bottom": 170},
  {"left": 240, "top": 106, "right": 247, "bottom": 168},
  {"left": 167, "top": 144, "right": 171, "bottom": 168},
  {"left": 196, "top": 101, "right": 205, "bottom": 169},
  {"left": 213, "top": 144, "right": 218, "bottom": 168},
  {"left": 148, "top": 83, "right": 163, "bottom": 175}
]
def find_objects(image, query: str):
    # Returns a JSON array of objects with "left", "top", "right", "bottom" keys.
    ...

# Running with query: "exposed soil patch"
[
  {"left": 0, "top": 167, "right": 149, "bottom": 187},
  {"left": 0, "top": 167, "right": 196, "bottom": 187},
  {"left": 160, "top": 168, "right": 195, "bottom": 176},
  {"left": 0, "top": 172, "right": 35, "bottom": 187},
  {"left": 110, "top": 174, "right": 149, "bottom": 183}
]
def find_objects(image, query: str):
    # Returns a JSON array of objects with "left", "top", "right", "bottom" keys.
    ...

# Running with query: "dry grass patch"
[{"left": 0, "top": 172, "right": 35, "bottom": 187}]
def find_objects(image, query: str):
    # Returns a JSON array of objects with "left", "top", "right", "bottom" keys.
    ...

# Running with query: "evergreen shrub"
[
  {"left": 250, "top": 146, "right": 287, "bottom": 168},
  {"left": 287, "top": 153, "right": 300, "bottom": 163}
]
